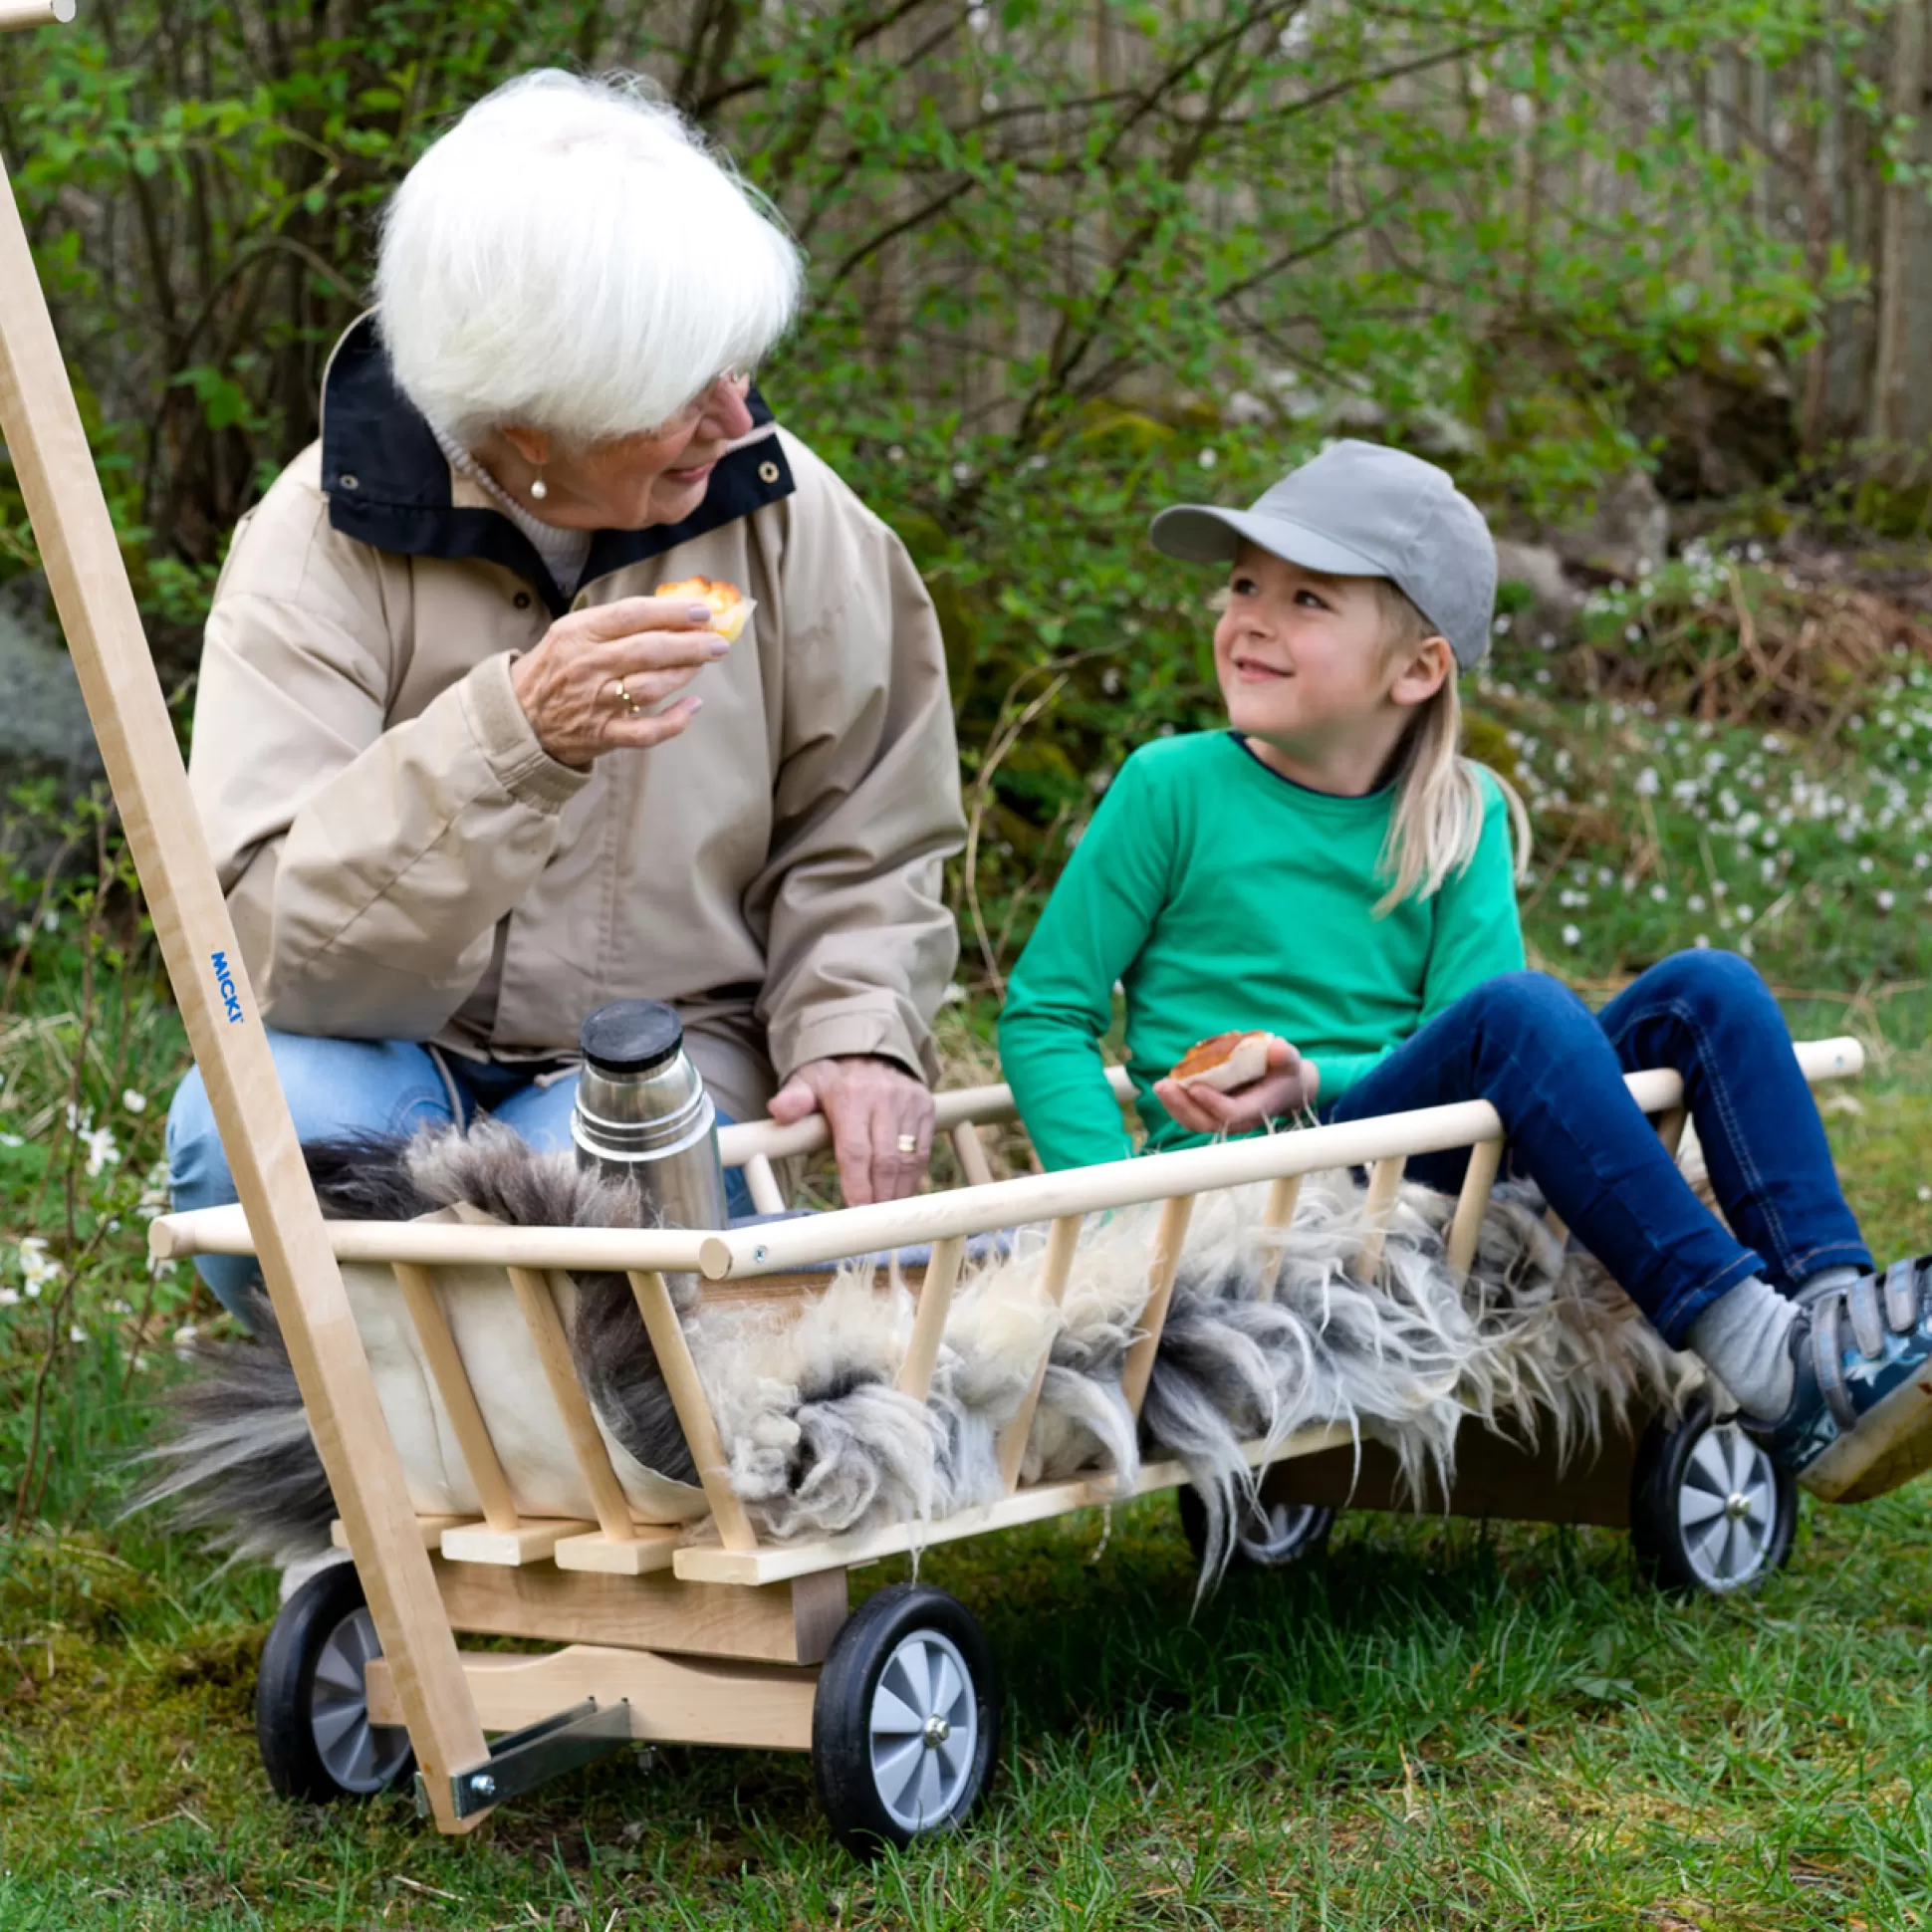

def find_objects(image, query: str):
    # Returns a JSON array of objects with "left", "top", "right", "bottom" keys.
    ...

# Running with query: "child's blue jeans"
[
  {"left": 166, "top": 1032, "right": 753, "bottom": 1322},
  {"left": 1325, "top": 951, "right": 1870, "bottom": 1347}
]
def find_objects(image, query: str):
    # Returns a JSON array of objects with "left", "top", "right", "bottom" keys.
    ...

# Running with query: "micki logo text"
[{"left": 211, "top": 950, "right": 244, "bottom": 1024}]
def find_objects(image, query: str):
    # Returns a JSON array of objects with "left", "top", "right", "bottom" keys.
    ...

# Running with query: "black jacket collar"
[{"left": 318, "top": 312, "right": 796, "bottom": 616}]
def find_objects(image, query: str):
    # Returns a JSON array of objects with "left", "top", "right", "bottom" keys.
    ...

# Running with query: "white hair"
[{"left": 376, "top": 70, "right": 803, "bottom": 448}]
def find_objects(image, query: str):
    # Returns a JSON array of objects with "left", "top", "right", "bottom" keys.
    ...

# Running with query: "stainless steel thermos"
[{"left": 570, "top": 1000, "right": 730, "bottom": 1231}]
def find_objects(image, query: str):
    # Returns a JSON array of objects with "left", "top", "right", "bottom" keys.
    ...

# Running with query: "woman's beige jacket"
[{"left": 187, "top": 318, "right": 964, "bottom": 1121}]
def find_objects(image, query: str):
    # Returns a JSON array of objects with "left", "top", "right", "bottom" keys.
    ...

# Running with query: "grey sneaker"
[{"left": 1749, "top": 1259, "right": 1932, "bottom": 1502}]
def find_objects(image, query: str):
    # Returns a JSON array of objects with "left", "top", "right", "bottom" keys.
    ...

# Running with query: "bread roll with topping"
[
  {"left": 1169, "top": 1031, "right": 1277, "bottom": 1092},
  {"left": 657, "top": 575, "right": 755, "bottom": 643}
]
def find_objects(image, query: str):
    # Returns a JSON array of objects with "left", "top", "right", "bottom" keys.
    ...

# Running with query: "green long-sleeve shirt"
[{"left": 999, "top": 731, "right": 1525, "bottom": 1171}]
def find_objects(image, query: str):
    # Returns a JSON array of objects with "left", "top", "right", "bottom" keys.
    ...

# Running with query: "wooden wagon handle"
[{"left": 0, "top": 119, "right": 488, "bottom": 1822}]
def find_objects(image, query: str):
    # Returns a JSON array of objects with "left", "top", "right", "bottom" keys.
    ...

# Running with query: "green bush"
[{"left": 0, "top": 0, "right": 1884, "bottom": 973}]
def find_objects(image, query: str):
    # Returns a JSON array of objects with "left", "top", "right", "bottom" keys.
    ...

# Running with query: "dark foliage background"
[{"left": 0, "top": 0, "right": 1925, "bottom": 974}]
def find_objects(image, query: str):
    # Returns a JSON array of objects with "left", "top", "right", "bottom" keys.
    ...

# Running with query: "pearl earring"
[{"left": 529, "top": 475, "right": 548, "bottom": 501}]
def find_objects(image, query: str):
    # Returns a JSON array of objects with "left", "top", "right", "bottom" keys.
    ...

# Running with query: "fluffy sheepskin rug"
[{"left": 140, "top": 1124, "right": 1700, "bottom": 1587}]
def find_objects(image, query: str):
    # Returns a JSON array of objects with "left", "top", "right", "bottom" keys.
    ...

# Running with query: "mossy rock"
[
  {"left": 1851, "top": 476, "right": 1932, "bottom": 541},
  {"left": 1461, "top": 708, "right": 1522, "bottom": 789}
]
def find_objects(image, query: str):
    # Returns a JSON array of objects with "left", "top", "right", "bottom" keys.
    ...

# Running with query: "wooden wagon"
[{"left": 144, "top": 1035, "right": 1861, "bottom": 1845}]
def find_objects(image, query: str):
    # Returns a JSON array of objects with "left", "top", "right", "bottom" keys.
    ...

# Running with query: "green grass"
[
  {"left": 4, "top": 1075, "right": 1932, "bottom": 1929},
  {"left": 10, "top": 655, "right": 1932, "bottom": 1926},
  {"left": 5, "top": 1416, "right": 1932, "bottom": 1927}
]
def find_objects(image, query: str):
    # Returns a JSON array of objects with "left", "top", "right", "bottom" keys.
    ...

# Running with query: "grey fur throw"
[{"left": 139, "top": 1123, "right": 1700, "bottom": 1588}]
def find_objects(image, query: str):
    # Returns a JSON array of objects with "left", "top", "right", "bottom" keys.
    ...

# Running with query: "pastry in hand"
[
  {"left": 1169, "top": 1031, "right": 1278, "bottom": 1092},
  {"left": 657, "top": 575, "right": 755, "bottom": 642}
]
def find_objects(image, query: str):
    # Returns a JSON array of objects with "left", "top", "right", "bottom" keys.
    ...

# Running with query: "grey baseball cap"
[{"left": 1149, "top": 439, "right": 1497, "bottom": 669}]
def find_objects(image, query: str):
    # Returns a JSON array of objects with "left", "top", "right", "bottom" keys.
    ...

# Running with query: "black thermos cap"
[{"left": 578, "top": 1000, "right": 683, "bottom": 1076}]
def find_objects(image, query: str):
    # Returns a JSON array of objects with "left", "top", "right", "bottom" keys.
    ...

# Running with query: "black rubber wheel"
[
  {"left": 1629, "top": 1392, "right": 1797, "bottom": 1594},
  {"left": 1178, "top": 1476, "right": 1336, "bottom": 1571},
  {"left": 256, "top": 1561, "right": 414, "bottom": 1802},
  {"left": 812, "top": 1583, "right": 999, "bottom": 1854}
]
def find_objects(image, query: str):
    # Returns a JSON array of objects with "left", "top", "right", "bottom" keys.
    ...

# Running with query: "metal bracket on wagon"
[{"left": 416, "top": 1699, "right": 634, "bottom": 1820}]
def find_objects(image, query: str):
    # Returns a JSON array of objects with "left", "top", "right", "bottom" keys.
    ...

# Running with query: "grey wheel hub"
[
  {"left": 867, "top": 1629, "right": 978, "bottom": 1833},
  {"left": 1677, "top": 1421, "right": 1781, "bottom": 1590},
  {"left": 1237, "top": 1499, "right": 1326, "bottom": 1565},
  {"left": 309, "top": 1607, "right": 411, "bottom": 1794}
]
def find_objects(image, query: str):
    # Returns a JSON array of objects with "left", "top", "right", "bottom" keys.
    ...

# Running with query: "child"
[{"left": 999, "top": 439, "right": 1932, "bottom": 1496}]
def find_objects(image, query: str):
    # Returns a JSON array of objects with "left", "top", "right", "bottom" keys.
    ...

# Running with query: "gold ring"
[
  {"left": 896, "top": 1133, "right": 918, "bottom": 1155},
  {"left": 611, "top": 676, "right": 640, "bottom": 716}
]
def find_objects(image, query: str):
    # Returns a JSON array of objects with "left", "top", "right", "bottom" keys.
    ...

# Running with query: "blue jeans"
[
  {"left": 1327, "top": 952, "right": 1871, "bottom": 1347},
  {"left": 166, "top": 1030, "right": 753, "bottom": 1322}
]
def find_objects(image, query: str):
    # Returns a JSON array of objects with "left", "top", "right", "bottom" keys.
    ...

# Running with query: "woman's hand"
[
  {"left": 510, "top": 594, "right": 729, "bottom": 768},
  {"left": 1151, "top": 1037, "right": 1321, "bottom": 1137},
  {"left": 768, "top": 1055, "right": 935, "bottom": 1206}
]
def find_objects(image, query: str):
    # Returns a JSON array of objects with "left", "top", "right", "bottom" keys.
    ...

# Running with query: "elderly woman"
[{"left": 166, "top": 71, "right": 964, "bottom": 1317}]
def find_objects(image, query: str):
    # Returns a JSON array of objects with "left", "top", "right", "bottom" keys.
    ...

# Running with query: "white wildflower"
[
  {"left": 1634, "top": 767, "right": 1659, "bottom": 797},
  {"left": 121, "top": 1088, "right": 148, "bottom": 1113},
  {"left": 81, "top": 1123, "right": 120, "bottom": 1179},
  {"left": 1879, "top": 889, "right": 1896, "bottom": 911},
  {"left": 1562, "top": 924, "right": 1581, "bottom": 947},
  {"left": 17, "top": 1237, "right": 61, "bottom": 1296}
]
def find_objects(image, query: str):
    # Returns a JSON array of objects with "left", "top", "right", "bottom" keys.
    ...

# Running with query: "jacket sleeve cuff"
[
  {"left": 460, "top": 652, "right": 589, "bottom": 813},
  {"left": 770, "top": 1005, "right": 937, "bottom": 1087}
]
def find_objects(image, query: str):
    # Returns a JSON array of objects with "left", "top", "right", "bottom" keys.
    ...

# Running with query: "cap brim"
[{"left": 1149, "top": 505, "right": 1390, "bottom": 581}]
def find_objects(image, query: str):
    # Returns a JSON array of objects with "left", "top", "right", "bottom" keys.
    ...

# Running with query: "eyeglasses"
[{"left": 664, "top": 368, "right": 750, "bottom": 428}]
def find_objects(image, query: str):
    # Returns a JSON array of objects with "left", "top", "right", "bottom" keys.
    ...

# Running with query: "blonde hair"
[{"left": 1371, "top": 581, "right": 1531, "bottom": 914}]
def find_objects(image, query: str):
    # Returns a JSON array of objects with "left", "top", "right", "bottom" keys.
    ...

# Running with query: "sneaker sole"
[{"left": 1799, "top": 1357, "right": 1932, "bottom": 1503}]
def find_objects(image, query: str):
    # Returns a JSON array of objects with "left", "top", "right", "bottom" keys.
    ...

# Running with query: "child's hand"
[{"left": 1152, "top": 1036, "right": 1320, "bottom": 1137}]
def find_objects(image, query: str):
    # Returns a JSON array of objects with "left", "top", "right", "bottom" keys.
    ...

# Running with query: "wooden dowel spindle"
[
  {"left": 1120, "top": 1194, "right": 1196, "bottom": 1417},
  {"left": 507, "top": 1266, "right": 635, "bottom": 1543},
  {"left": 742, "top": 1153, "right": 787, "bottom": 1215},
  {"left": 896, "top": 1234, "right": 966, "bottom": 1402},
  {"left": 1255, "top": 1173, "right": 1303, "bottom": 1299},
  {"left": 627, "top": 1270, "right": 759, "bottom": 1552},
  {"left": 996, "top": 1214, "right": 1084, "bottom": 1491},
  {"left": 392, "top": 1262, "right": 520, "bottom": 1534},
  {"left": 1445, "top": 1139, "right": 1502, "bottom": 1285},
  {"left": 950, "top": 1121, "right": 995, "bottom": 1188},
  {"left": 1354, "top": 1156, "right": 1406, "bottom": 1277}
]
